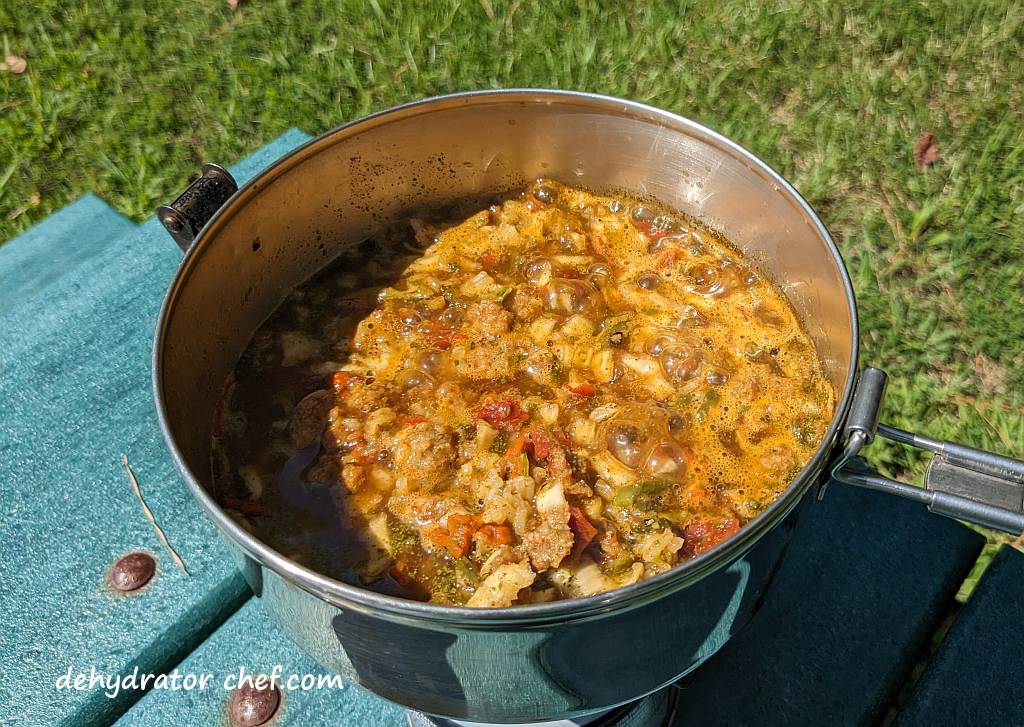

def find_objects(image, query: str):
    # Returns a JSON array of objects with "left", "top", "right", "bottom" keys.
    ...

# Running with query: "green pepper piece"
[
  {"left": 550, "top": 359, "right": 563, "bottom": 384},
  {"left": 596, "top": 312, "right": 635, "bottom": 347},
  {"left": 604, "top": 554, "right": 638, "bottom": 576},
  {"left": 614, "top": 479, "right": 672, "bottom": 509},
  {"left": 696, "top": 390, "right": 721, "bottom": 424}
]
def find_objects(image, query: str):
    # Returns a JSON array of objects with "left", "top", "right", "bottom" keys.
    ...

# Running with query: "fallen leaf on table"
[
  {"left": 0, "top": 55, "right": 27, "bottom": 74},
  {"left": 913, "top": 131, "right": 939, "bottom": 169}
]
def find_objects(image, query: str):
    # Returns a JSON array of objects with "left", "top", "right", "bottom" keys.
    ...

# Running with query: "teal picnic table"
[{"left": 1, "top": 131, "right": 1021, "bottom": 727}]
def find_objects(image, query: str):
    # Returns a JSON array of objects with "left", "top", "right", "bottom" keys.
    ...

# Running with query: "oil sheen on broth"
[{"left": 212, "top": 181, "right": 835, "bottom": 607}]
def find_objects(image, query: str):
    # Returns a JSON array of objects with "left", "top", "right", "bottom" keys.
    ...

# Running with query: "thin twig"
[
  {"left": 122, "top": 454, "right": 190, "bottom": 576},
  {"left": 947, "top": 397, "right": 1020, "bottom": 458},
  {"left": 948, "top": 394, "right": 1017, "bottom": 415},
  {"left": 970, "top": 404, "right": 1018, "bottom": 458}
]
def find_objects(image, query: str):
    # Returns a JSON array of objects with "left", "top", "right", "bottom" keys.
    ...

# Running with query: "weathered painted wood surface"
[
  {"left": 0, "top": 130, "right": 310, "bottom": 726},
  {"left": 2, "top": 130, "right": 1019, "bottom": 727}
]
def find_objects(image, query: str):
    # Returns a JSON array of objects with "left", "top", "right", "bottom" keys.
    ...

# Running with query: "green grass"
[{"left": 2, "top": 1, "right": 1022, "bottom": 593}]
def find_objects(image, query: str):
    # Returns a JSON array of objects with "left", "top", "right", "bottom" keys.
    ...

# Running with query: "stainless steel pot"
[{"left": 153, "top": 90, "right": 1024, "bottom": 723}]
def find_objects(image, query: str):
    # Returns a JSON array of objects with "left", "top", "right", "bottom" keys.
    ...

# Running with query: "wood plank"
[
  {"left": 112, "top": 599, "right": 408, "bottom": 727},
  {"left": 0, "top": 130, "right": 311, "bottom": 727},
  {"left": 0, "top": 193, "right": 135, "bottom": 312},
  {"left": 896, "top": 545, "right": 1024, "bottom": 725},
  {"left": 671, "top": 483, "right": 984, "bottom": 726}
]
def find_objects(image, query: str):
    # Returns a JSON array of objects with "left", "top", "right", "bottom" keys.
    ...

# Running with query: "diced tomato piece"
[
  {"left": 525, "top": 427, "right": 553, "bottom": 461},
  {"left": 568, "top": 383, "right": 596, "bottom": 397},
  {"left": 568, "top": 507, "right": 598, "bottom": 557},
  {"left": 504, "top": 426, "right": 562, "bottom": 465},
  {"left": 506, "top": 432, "right": 528, "bottom": 458},
  {"left": 477, "top": 398, "right": 529, "bottom": 431},
  {"left": 480, "top": 251, "right": 498, "bottom": 268},
  {"left": 389, "top": 557, "right": 415, "bottom": 588},
  {"left": 525, "top": 198, "right": 543, "bottom": 212},
  {"left": 418, "top": 320, "right": 454, "bottom": 349},
  {"left": 632, "top": 220, "right": 653, "bottom": 238},
  {"left": 400, "top": 415, "right": 428, "bottom": 426},
  {"left": 478, "top": 523, "right": 514, "bottom": 545},
  {"left": 552, "top": 430, "right": 573, "bottom": 449},
  {"left": 503, "top": 427, "right": 565, "bottom": 475},
  {"left": 349, "top": 441, "right": 377, "bottom": 465},
  {"left": 559, "top": 267, "right": 582, "bottom": 279},
  {"left": 656, "top": 248, "right": 680, "bottom": 270},
  {"left": 632, "top": 216, "right": 674, "bottom": 242},
  {"left": 427, "top": 529, "right": 458, "bottom": 556},
  {"left": 429, "top": 513, "right": 483, "bottom": 558},
  {"left": 682, "top": 517, "right": 741, "bottom": 557},
  {"left": 592, "top": 234, "right": 611, "bottom": 258},
  {"left": 331, "top": 371, "right": 355, "bottom": 391},
  {"left": 222, "top": 497, "right": 273, "bottom": 517}
]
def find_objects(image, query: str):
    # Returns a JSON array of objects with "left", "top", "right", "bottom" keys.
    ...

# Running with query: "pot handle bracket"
[
  {"left": 826, "top": 368, "right": 1024, "bottom": 535},
  {"left": 157, "top": 164, "right": 238, "bottom": 251}
]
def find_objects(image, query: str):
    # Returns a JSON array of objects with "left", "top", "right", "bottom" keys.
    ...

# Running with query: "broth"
[{"left": 212, "top": 181, "right": 834, "bottom": 606}]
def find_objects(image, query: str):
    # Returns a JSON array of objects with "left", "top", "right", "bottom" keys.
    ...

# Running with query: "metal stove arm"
[
  {"left": 157, "top": 163, "right": 238, "bottom": 251},
  {"left": 828, "top": 368, "right": 1024, "bottom": 535}
]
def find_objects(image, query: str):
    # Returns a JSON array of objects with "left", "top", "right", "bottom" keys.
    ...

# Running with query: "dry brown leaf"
[
  {"left": 505, "top": 0, "right": 522, "bottom": 28},
  {"left": 0, "top": 55, "right": 27, "bottom": 74},
  {"left": 7, "top": 192, "right": 40, "bottom": 221},
  {"left": 913, "top": 131, "right": 939, "bottom": 169},
  {"left": 1013, "top": 530, "right": 1024, "bottom": 554}
]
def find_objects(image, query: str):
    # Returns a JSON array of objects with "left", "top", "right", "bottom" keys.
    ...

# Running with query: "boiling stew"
[{"left": 212, "top": 181, "right": 834, "bottom": 606}]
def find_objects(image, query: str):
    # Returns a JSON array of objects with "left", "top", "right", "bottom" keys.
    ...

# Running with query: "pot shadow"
[{"left": 330, "top": 610, "right": 467, "bottom": 717}]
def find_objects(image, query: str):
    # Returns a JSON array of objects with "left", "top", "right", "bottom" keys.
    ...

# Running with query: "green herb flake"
[
  {"left": 783, "top": 464, "right": 803, "bottom": 484},
  {"left": 489, "top": 433, "right": 509, "bottom": 455},
  {"left": 792, "top": 419, "right": 816, "bottom": 447},
  {"left": 387, "top": 519, "right": 419, "bottom": 551}
]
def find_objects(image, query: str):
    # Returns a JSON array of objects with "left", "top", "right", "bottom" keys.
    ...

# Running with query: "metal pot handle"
[
  {"left": 156, "top": 164, "right": 238, "bottom": 251},
  {"left": 826, "top": 368, "right": 1024, "bottom": 534}
]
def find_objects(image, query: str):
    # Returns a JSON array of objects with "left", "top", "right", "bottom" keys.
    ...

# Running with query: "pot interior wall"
[{"left": 158, "top": 92, "right": 855, "bottom": 492}]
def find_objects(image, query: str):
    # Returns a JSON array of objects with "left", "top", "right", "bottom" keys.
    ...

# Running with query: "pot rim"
[{"left": 153, "top": 88, "right": 860, "bottom": 625}]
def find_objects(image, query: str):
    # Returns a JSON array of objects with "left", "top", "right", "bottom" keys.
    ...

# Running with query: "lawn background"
[{"left": 1, "top": 0, "right": 1022, "bottom": 595}]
